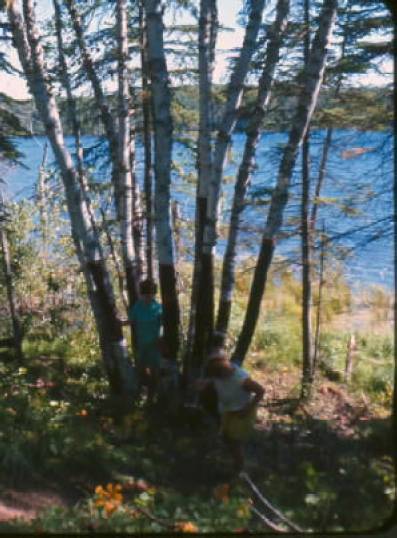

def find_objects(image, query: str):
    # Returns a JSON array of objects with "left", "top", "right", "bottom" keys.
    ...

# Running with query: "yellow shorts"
[{"left": 221, "top": 406, "right": 257, "bottom": 442}]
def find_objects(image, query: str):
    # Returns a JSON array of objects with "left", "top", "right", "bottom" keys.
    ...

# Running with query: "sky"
[
  {"left": 0, "top": 0, "right": 393, "bottom": 100},
  {"left": 0, "top": 0, "right": 246, "bottom": 99}
]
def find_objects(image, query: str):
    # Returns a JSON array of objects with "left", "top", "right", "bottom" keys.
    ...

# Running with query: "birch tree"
[
  {"left": 187, "top": 0, "right": 217, "bottom": 374},
  {"left": 143, "top": 0, "right": 180, "bottom": 360},
  {"left": 139, "top": 0, "right": 154, "bottom": 280},
  {"left": 7, "top": 0, "right": 135, "bottom": 399},
  {"left": 232, "top": 0, "right": 338, "bottom": 366},
  {"left": 116, "top": 0, "right": 140, "bottom": 306},
  {"left": 65, "top": 0, "right": 139, "bottom": 308},
  {"left": 193, "top": 0, "right": 267, "bottom": 368},
  {"left": 216, "top": 0, "right": 290, "bottom": 345}
]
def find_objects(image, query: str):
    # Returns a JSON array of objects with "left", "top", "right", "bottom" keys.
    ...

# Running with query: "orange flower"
[
  {"left": 104, "top": 501, "right": 117, "bottom": 516},
  {"left": 76, "top": 409, "right": 88, "bottom": 416},
  {"left": 176, "top": 521, "right": 199, "bottom": 533},
  {"left": 213, "top": 483, "right": 230, "bottom": 503},
  {"left": 94, "top": 483, "right": 123, "bottom": 512}
]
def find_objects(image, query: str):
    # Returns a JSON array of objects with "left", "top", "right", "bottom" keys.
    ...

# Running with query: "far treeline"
[{"left": 1, "top": 83, "right": 393, "bottom": 136}]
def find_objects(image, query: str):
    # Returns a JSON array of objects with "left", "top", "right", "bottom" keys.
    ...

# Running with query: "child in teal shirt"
[{"left": 128, "top": 279, "right": 163, "bottom": 405}]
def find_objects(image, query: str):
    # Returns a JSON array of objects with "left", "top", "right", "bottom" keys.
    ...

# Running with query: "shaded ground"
[{"left": 0, "top": 361, "right": 394, "bottom": 532}]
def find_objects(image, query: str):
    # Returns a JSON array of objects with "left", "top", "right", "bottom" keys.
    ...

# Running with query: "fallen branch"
[
  {"left": 240, "top": 472, "right": 304, "bottom": 533},
  {"left": 251, "top": 505, "right": 287, "bottom": 533}
]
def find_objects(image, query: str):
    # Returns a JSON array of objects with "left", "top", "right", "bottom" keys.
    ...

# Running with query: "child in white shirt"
[{"left": 197, "top": 348, "right": 264, "bottom": 474}]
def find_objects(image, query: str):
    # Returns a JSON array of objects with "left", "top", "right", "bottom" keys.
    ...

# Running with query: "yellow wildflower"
[{"left": 236, "top": 507, "right": 249, "bottom": 518}]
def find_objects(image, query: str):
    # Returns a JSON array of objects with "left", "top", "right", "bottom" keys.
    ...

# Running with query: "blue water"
[{"left": 2, "top": 130, "right": 393, "bottom": 291}]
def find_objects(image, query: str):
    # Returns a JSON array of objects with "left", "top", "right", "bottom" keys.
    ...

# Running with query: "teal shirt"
[{"left": 128, "top": 299, "right": 162, "bottom": 348}]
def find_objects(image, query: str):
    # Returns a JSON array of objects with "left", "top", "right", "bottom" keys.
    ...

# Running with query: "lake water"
[{"left": 2, "top": 130, "right": 393, "bottom": 291}]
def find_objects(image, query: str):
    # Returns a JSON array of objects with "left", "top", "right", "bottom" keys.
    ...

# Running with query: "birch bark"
[
  {"left": 65, "top": 0, "right": 139, "bottom": 308},
  {"left": 8, "top": 0, "right": 135, "bottom": 397},
  {"left": 216, "top": 0, "right": 290, "bottom": 344},
  {"left": 139, "top": 0, "right": 154, "bottom": 280},
  {"left": 189, "top": 0, "right": 218, "bottom": 371},
  {"left": 194, "top": 0, "right": 266, "bottom": 362},
  {"left": 232, "top": 0, "right": 338, "bottom": 365},
  {"left": 117, "top": 0, "right": 139, "bottom": 305},
  {"left": 53, "top": 0, "right": 98, "bottom": 240},
  {"left": 143, "top": 0, "right": 180, "bottom": 359}
]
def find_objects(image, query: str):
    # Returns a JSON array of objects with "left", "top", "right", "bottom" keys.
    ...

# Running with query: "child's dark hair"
[
  {"left": 205, "top": 348, "right": 228, "bottom": 377},
  {"left": 139, "top": 279, "right": 157, "bottom": 295}
]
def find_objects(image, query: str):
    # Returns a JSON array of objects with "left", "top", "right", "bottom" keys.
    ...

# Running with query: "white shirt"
[{"left": 213, "top": 365, "right": 252, "bottom": 413}]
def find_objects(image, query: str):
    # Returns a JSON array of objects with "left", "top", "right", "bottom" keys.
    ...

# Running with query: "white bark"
[
  {"left": 117, "top": 0, "right": 139, "bottom": 302},
  {"left": 8, "top": 0, "right": 134, "bottom": 395},
  {"left": 188, "top": 0, "right": 218, "bottom": 369},
  {"left": 139, "top": 0, "right": 154, "bottom": 280},
  {"left": 198, "top": 0, "right": 217, "bottom": 200},
  {"left": 216, "top": 0, "right": 290, "bottom": 338},
  {"left": 143, "top": 0, "right": 175, "bottom": 267},
  {"left": 203, "top": 0, "right": 267, "bottom": 255},
  {"left": 53, "top": 0, "right": 99, "bottom": 244},
  {"left": 143, "top": 0, "right": 180, "bottom": 359}
]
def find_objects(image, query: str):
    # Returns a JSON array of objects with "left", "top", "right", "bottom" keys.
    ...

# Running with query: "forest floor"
[{"left": 0, "top": 354, "right": 393, "bottom": 532}]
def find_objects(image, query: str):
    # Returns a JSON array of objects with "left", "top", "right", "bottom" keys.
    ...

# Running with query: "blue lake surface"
[{"left": 2, "top": 130, "right": 393, "bottom": 291}]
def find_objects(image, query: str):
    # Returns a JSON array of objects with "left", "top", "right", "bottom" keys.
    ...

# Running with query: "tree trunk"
[
  {"left": 53, "top": 0, "right": 99, "bottom": 239},
  {"left": 139, "top": 0, "right": 154, "bottom": 280},
  {"left": 66, "top": 0, "right": 139, "bottom": 309},
  {"left": 190, "top": 0, "right": 218, "bottom": 373},
  {"left": 130, "top": 142, "right": 145, "bottom": 282},
  {"left": 100, "top": 207, "right": 128, "bottom": 311},
  {"left": 143, "top": 0, "right": 180, "bottom": 360},
  {"left": 116, "top": 0, "right": 140, "bottom": 307},
  {"left": 9, "top": 0, "right": 135, "bottom": 399},
  {"left": 36, "top": 141, "right": 49, "bottom": 258},
  {"left": 216, "top": 0, "right": 290, "bottom": 345},
  {"left": 195, "top": 0, "right": 266, "bottom": 364},
  {"left": 65, "top": 0, "right": 118, "bottom": 179},
  {"left": 309, "top": 17, "right": 349, "bottom": 380},
  {"left": 344, "top": 333, "right": 356, "bottom": 383},
  {"left": 232, "top": 0, "right": 338, "bottom": 366},
  {"left": 312, "top": 222, "right": 325, "bottom": 375},
  {"left": 300, "top": 0, "right": 313, "bottom": 402},
  {"left": 0, "top": 205, "right": 23, "bottom": 361}
]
